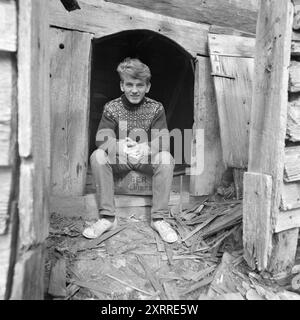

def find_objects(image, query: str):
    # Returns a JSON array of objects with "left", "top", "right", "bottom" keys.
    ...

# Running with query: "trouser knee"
[{"left": 90, "top": 148, "right": 108, "bottom": 166}]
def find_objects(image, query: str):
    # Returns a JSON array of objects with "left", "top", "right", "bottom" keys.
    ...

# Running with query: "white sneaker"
[
  {"left": 82, "top": 218, "right": 117, "bottom": 239},
  {"left": 151, "top": 220, "right": 178, "bottom": 243}
]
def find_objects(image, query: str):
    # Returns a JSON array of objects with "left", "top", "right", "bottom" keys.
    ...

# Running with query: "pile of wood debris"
[{"left": 45, "top": 195, "right": 300, "bottom": 300}]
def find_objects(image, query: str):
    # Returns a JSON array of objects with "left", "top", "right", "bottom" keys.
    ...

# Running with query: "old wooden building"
[{"left": 0, "top": 0, "right": 299, "bottom": 299}]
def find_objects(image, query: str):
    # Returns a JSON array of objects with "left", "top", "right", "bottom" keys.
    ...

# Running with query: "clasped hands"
[{"left": 118, "top": 137, "right": 151, "bottom": 164}]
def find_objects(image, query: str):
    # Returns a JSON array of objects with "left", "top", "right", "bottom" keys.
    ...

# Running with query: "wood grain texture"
[
  {"left": 275, "top": 208, "right": 300, "bottom": 232},
  {"left": 289, "top": 60, "right": 300, "bottom": 92},
  {"left": 106, "top": 0, "right": 259, "bottom": 34},
  {"left": 248, "top": 0, "right": 294, "bottom": 222},
  {"left": 0, "top": 53, "right": 16, "bottom": 166},
  {"left": 0, "top": 0, "right": 17, "bottom": 52},
  {"left": 287, "top": 97, "right": 300, "bottom": 141},
  {"left": 48, "top": 0, "right": 210, "bottom": 57},
  {"left": 50, "top": 27, "right": 92, "bottom": 196},
  {"left": 10, "top": 246, "right": 45, "bottom": 300},
  {"left": 0, "top": 169, "right": 12, "bottom": 235},
  {"left": 281, "top": 182, "right": 300, "bottom": 211},
  {"left": 0, "top": 232, "right": 11, "bottom": 299},
  {"left": 18, "top": 0, "right": 50, "bottom": 246},
  {"left": 190, "top": 56, "right": 225, "bottom": 196},
  {"left": 208, "top": 33, "right": 255, "bottom": 58},
  {"left": 208, "top": 35, "right": 254, "bottom": 168},
  {"left": 243, "top": 172, "right": 273, "bottom": 271},
  {"left": 284, "top": 146, "right": 300, "bottom": 182}
]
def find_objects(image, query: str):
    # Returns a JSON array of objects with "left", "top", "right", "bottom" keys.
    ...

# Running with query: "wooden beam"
[
  {"left": 190, "top": 56, "right": 225, "bottom": 196},
  {"left": 287, "top": 97, "right": 300, "bottom": 142},
  {"left": 0, "top": 0, "right": 17, "bottom": 52},
  {"left": 275, "top": 208, "right": 300, "bottom": 233},
  {"left": 289, "top": 60, "right": 300, "bottom": 92},
  {"left": 247, "top": 0, "right": 294, "bottom": 221},
  {"left": 208, "top": 33, "right": 255, "bottom": 58},
  {"left": 284, "top": 146, "right": 300, "bottom": 182},
  {"left": 50, "top": 27, "right": 92, "bottom": 196},
  {"left": 48, "top": 0, "right": 210, "bottom": 57},
  {"left": 106, "top": 0, "right": 259, "bottom": 34},
  {"left": 243, "top": 172, "right": 273, "bottom": 271}
]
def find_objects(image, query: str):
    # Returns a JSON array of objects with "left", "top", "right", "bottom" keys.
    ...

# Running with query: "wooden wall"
[{"left": 0, "top": 0, "right": 50, "bottom": 299}]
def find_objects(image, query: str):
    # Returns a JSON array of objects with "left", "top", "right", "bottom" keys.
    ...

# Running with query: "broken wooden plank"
[
  {"left": 243, "top": 172, "right": 273, "bottom": 271},
  {"left": 287, "top": 98, "right": 300, "bottom": 142},
  {"left": 0, "top": 0, "right": 17, "bottom": 52},
  {"left": 48, "top": 258, "right": 67, "bottom": 297},
  {"left": 136, "top": 255, "right": 167, "bottom": 300},
  {"left": 284, "top": 146, "right": 300, "bottom": 182},
  {"left": 289, "top": 60, "right": 300, "bottom": 92},
  {"left": 106, "top": 273, "right": 154, "bottom": 296}
]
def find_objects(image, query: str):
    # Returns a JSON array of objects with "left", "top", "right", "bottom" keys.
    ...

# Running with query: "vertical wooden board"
[
  {"left": 190, "top": 56, "right": 225, "bottom": 195},
  {"left": 10, "top": 246, "right": 45, "bottom": 300},
  {"left": 0, "top": 0, "right": 17, "bottom": 52},
  {"left": 243, "top": 172, "right": 273, "bottom": 271},
  {"left": 268, "top": 228, "right": 299, "bottom": 274},
  {"left": 0, "top": 53, "right": 15, "bottom": 166},
  {"left": 248, "top": 0, "right": 294, "bottom": 220},
  {"left": 50, "top": 27, "right": 92, "bottom": 196},
  {"left": 209, "top": 54, "right": 254, "bottom": 168}
]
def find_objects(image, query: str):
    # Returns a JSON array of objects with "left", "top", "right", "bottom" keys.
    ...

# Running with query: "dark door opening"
[{"left": 89, "top": 29, "right": 195, "bottom": 168}]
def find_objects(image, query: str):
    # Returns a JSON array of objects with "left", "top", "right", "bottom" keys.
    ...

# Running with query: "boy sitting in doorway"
[{"left": 82, "top": 57, "right": 178, "bottom": 243}]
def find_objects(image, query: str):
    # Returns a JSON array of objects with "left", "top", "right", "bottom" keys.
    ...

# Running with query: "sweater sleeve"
[
  {"left": 95, "top": 105, "right": 118, "bottom": 154},
  {"left": 149, "top": 104, "right": 170, "bottom": 155}
]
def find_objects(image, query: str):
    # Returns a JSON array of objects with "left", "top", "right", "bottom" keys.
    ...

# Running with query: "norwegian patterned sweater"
[{"left": 96, "top": 94, "right": 170, "bottom": 154}]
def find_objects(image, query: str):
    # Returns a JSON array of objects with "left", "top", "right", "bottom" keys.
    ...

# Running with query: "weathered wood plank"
[
  {"left": 10, "top": 246, "right": 45, "bottom": 300},
  {"left": 49, "top": 0, "right": 210, "bottom": 57},
  {"left": 275, "top": 208, "right": 300, "bottom": 233},
  {"left": 289, "top": 60, "right": 300, "bottom": 92},
  {"left": 208, "top": 33, "right": 255, "bottom": 58},
  {"left": 190, "top": 56, "right": 224, "bottom": 196},
  {"left": 293, "top": 4, "right": 300, "bottom": 30},
  {"left": 0, "top": 233, "right": 11, "bottom": 299},
  {"left": 18, "top": 0, "right": 50, "bottom": 246},
  {"left": 0, "top": 0, "right": 17, "bottom": 52},
  {"left": 246, "top": 0, "right": 294, "bottom": 273},
  {"left": 287, "top": 97, "right": 300, "bottom": 141},
  {"left": 243, "top": 172, "right": 273, "bottom": 271},
  {"left": 50, "top": 28, "right": 92, "bottom": 196},
  {"left": 284, "top": 146, "right": 300, "bottom": 182},
  {"left": 268, "top": 228, "right": 299, "bottom": 274},
  {"left": 0, "top": 53, "right": 16, "bottom": 166},
  {"left": 281, "top": 182, "right": 300, "bottom": 211},
  {"left": 107, "top": 0, "right": 259, "bottom": 34},
  {"left": 208, "top": 38, "right": 254, "bottom": 168},
  {"left": 248, "top": 0, "right": 293, "bottom": 220}
]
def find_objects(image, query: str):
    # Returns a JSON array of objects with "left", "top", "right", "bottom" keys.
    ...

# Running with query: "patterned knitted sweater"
[{"left": 96, "top": 94, "right": 169, "bottom": 154}]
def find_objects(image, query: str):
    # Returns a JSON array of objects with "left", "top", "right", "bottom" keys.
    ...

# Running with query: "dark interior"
[{"left": 89, "top": 29, "right": 195, "bottom": 165}]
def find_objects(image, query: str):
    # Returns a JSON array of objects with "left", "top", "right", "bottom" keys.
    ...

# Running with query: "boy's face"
[{"left": 120, "top": 75, "right": 151, "bottom": 104}]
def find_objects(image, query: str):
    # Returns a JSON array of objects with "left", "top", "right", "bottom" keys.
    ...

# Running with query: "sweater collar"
[{"left": 121, "top": 94, "right": 145, "bottom": 110}]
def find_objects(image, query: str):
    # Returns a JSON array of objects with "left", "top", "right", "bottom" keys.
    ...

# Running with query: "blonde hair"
[{"left": 117, "top": 58, "right": 151, "bottom": 84}]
